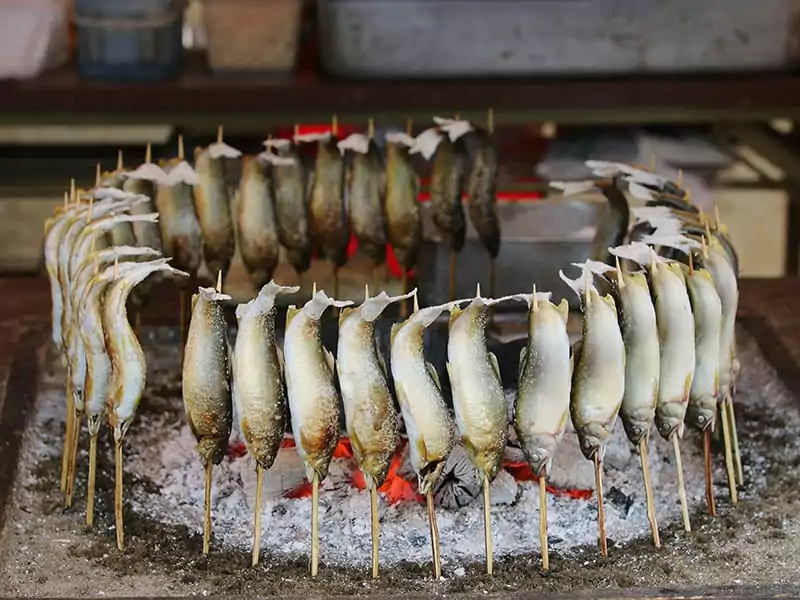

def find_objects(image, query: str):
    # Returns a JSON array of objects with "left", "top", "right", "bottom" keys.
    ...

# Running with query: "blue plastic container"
[{"left": 75, "top": 0, "right": 185, "bottom": 82}]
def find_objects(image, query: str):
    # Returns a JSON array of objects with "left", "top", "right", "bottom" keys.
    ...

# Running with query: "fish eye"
[{"left": 698, "top": 415, "right": 706, "bottom": 423}]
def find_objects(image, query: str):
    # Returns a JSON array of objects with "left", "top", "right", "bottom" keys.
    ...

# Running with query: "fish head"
[
  {"left": 417, "top": 459, "right": 448, "bottom": 496},
  {"left": 521, "top": 434, "right": 560, "bottom": 477},
  {"left": 576, "top": 422, "right": 611, "bottom": 461},
  {"left": 196, "top": 437, "right": 228, "bottom": 467},
  {"left": 621, "top": 407, "right": 655, "bottom": 446},
  {"left": 685, "top": 396, "right": 717, "bottom": 432},
  {"left": 655, "top": 401, "right": 687, "bottom": 440}
]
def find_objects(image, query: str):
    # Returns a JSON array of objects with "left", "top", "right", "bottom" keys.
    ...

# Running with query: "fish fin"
[
  {"left": 338, "top": 306, "right": 354, "bottom": 326},
  {"left": 197, "top": 286, "right": 232, "bottom": 303},
  {"left": 416, "top": 437, "right": 428, "bottom": 463},
  {"left": 323, "top": 347, "right": 336, "bottom": 376},
  {"left": 571, "top": 339, "right": 582, "bottom": 364},
  {"left": 286, "top": 305, "right": 300, "bottom": 328},
  {"left": 191, "top": 293, "right": 199, "bottom": 313},
  {"left": 428, "top": 362, "right": 442, "bottom": 390},
  {"left": 518, "top": 347, "right": 528, "bottom": 383},
  {"left": 684, "top": 372, "right": 693, "bottom": 403},
  {"left": 390, "top": 321, "right": 404, "bottom": 346},
  {"left": 569, "top": 350, "right": 575, "bottom": 377},
  {"left": 556, "top": 298, "right": 570, "bottom": 323},
  {"left": 448, "top": 304, "right": 462, "bottom": 328},
  {"left": 601, "top": 294, "right": 618, "bottom": 315},
  {"left": 304, "top": 290, "right": 354, "bottom": 321},
  {"left": 488, "top": 351, "right": 501, "bottom": 383},
  {"left": 360, "top": 289, "right": 417, "bottom": 323}
]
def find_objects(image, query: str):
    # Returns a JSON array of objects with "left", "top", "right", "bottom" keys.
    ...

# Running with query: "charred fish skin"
[
  {"left": 338, "top": 291, "right": 412, "bottom": 488},
  {"left": 309, "top": 137, "right": 349, "bottom": 268},
  {"left": 238, "top": 156, "right": 281, "bottom": 290},
  {"left": 685, "top": 266, "right": 722, "bottom": 432},
  {"left": 347, "top": 139, "right": 387, "bottom": 265},
  {"left": 614, "top": 271, "right": 660, "bottom": 446},
  {"left": 385, "top": 141, "right": 421, "bottom": 271},
  {"left": 390, "top": 303, "right": 457, "bottom": 494},
  {"left": 284, "top": 291, "right": 352, "bottom": 481},
  {"left": 463, "top": 129, "right": 500, "bottom": 258},
  {"left": 563, "top": 275, "right": 626, "bottom": 461},
  {"left": 651, "top": 261, "right": 695, "bottom": 440},
  {"left": 183, "top": 287, "right": 233, "bottom": 466},
  {"left": 447, "top": 298, "right": 508, "bottom": 481},
  {"left": 233, "top": 282, "right": 299, "bottom": 470},
  {"left": 430, "top": 137, "right": 467, "bottom": 252},
  {"left": 155, "top": 176, "right": 203, "bottom": 278},
  {"left": 273, "top": 144, "right": 313, "bottom": 274},
  {"left": 515, "top": 295, "right": 571, "bottom": 476},
  {"left": 194, "top": 148, "right": 235, "bottom": 278}
]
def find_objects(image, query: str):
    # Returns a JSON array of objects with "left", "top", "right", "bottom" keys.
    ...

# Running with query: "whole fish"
[
  {"left": 155, "top": 161, "right": 203, "bottom": 278},
  {"left": 100, "top": 166, "right": 138, "bottom": 249},
  {"left": 430, "top": 136, "right": 467, "bottom": 252},
  {"left": 345, "top": 138, "right": 387, "bottom": 265},
  {"left": 514, "top": 291, "right": 571, "bottom": 476},
  {"left": 309, "top": 136, "right": 349, "bottom": 268},
  {"left": 194, "top": 147, "right": 235, "bottom": 278},
  {"left": 233, "top": 281, "right": 299, "bottom": 469},
  {"left": 183, "top": 286, "right": 233, "bottom": 466},
  {"left": 390, "top": 301, "right": 458, "bottom": 493},
  {"left": 447, "top": 289, "right": 523, "bottom": 481},
  {"left": 123, "top": 176, "right": 163, "bottom": 252},
  {"left": 338, "top": 288, "right": 414, "bottom": 488},
  {"left": 704, "top": 237, "right": 738, "bottom": 401},
  {"left": 385, "top": 137, "right": 421, "bottom": 271},
  {"left": 272, "top": 143, "right": 313, "bottom": 274},
  {"left": 237, "top": 156, "right": 281, "bottom": 290},
  {"left": 284, "top": 290, "right": 353, "bottom": 481},
  {"left": 685, "top": 262, "right": 722, "bottom": 431},
  {"left": 559, "top": 268, "right": 625, "bottom": 460},
  {"left": 463, "top": 129, "right": 500, "bottom": 258},
  {"left": 69, "top": 212, "right": 157, "bottom": 278}
]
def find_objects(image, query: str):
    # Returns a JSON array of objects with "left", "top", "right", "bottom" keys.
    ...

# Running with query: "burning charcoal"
[
  {"left": 433, "top": 445, "right": 482, "bottom": 510},
  {"left": 606, "top": 486, "right": 634, "bottom": 516}
]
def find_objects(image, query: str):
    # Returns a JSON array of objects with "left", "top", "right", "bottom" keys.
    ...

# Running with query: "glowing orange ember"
[{"left": 502, "top": 459, "right": 593, "bottom": 500}]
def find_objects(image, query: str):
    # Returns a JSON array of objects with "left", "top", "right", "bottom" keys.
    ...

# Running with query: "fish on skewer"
[
  {"left": 447, "top": 284, "right": 528, "bottom": 575},
  {"left": 194, "top": 127, "right": 241, "bottom": 282},
  {"left": 284, "top": 287, "right": 353, "bottom": 577},
  {"left": 99, "top": 152, "right": 138, "bottom": 248},
  {"left": 76, "top": 245, "right": 161, "bottom": 526},
  {"left": 105, "top": 258, "right": 188, "bottom": 550},
  {"left": 702, "top": 223, "right": 743, "bottom": 490},
  {"left": 610, "top": 241, "right": 695, "bottom": 532},
  {"left": 232, "top": 281, "right": 299, "bottom": 566},
  {"left": 337, "top": 285, "right": 415, "bottom": 578},
  {"left": 124, "top": 143, "right": 165, "bottom": 252},
  {"left": 183, "top": 276, "right": 233, "bottom": 556},
  {"left": 514, "top": 287, "right": 572, "bottom": 570},
  {"left": 390, "top": 294, "right": 459, "bottom": 579},
  {"left": 577, "top": 258, "right": 661, "bottom": 549},
  {"left": 384, "top": 125, "right": 421, "bottom": 316},
  {"left": 339, "top": 121, "right": 387, "bottom": 269},
  {"left": 559, "top": 265, "right": 625, "bottom": 558},
  {"left": 268, "top": 137, "right": 313, "bottom": 277},
  {"left": 307, "top": 124, "right": 349, "bottom": 295},
  {"left": 237, "top": 154, "right": 281, "bottom": 291}
]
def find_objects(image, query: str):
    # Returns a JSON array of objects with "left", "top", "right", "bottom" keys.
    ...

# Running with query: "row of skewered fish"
[
  {"left": 181, "top": 162, "right": 742, "bottom": 579},
  {"left": 91, "top": 117, "right": 500, "bottom": 308}
]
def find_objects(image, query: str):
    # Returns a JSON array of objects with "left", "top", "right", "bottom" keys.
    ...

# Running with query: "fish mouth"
[
  {"left": 621, "top": 417, "right": 653, "bottom": 446},
  {"left": 655, "top": 401, "right": 688, "bottom": 440},
  {"left": 576, "top": 423, "right": 611, "bottom": 461},
  {"left": 686, "top": 403, "right": 717, "bottom": 432}
]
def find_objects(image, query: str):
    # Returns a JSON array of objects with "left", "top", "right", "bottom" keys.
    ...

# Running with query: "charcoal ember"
[
  {"left": 433, "top": 445, "right": 482, "bottom": 509},
  {"left": 489, "top": 469, "right": 518, "bottom": 505},
  {"left": 606, "top": 486, "right": 634, "bottom": 515}
]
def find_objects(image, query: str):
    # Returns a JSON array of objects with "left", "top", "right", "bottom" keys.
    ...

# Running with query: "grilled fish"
[
  {"left": 123, "top": 176, "right": 163, "bottom": 252},
  {"left": 591, "top": 182, "right": 630, "bottom": 264},
  {"left": 309, "top": 136, "right": 349, "bottom": 268},
  {"left": 343, "top": 136, "right": 387, "bottom": 265},
  {"left": 704, "top": 237, "right": 738, "bottom": 401},
  {"left": 463, "top": 129, "right": 500, "bottom": 258},
  {"left": 390, "top": 301, "right": 459, "bottom": 493},
  {"left": 183, "top": 286, "right": 233, "bottom": 466},
  {"left": 385, "top": 135, "right": 421, "bottom": 271},
  {"left": 284, "top": 290, "right": 353, "bottom": 481},
  {"left": 155, "top": 160, "right": 204, "bottom": 278},
  {"left": 338, "top": 289, "right": 414, "bottom": 488},
  {"left": 237, "top": 156, "right": 281, "bottom": 290},
  {"left": 100, "top": 165, "right": 138, "bottom": 249},
  {"left": 194, "top": 147, "right": 236, "bottom": 278},
  {"left": 560, "top": 268, "right": 625, "bottom": 460},
  {"left": 430, "top": 136, "right": 467, "bottom": 252},
  {"left": 271, "top": 142, "right": 313, "bottom": 275},
  {"left": 514, "top": 291, "right": 571, "bottom": 475},
  {"left": 233, "top": 281, "right": 299, "bottom": 469}
]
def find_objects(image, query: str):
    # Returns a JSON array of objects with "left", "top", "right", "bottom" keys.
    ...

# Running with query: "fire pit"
[{"left": 2, "top": 320, "right": 800, "bottom": 598}]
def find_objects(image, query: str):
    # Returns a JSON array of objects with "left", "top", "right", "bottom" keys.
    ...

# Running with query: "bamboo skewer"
[
  {"left": 726, "top": 396, "right": 744, "bottom": 486},
  {"left": 60, "top": 381, "right": 73, "bottom": 494},
  {"left": 704, "top": 429, "right": 717, "bottom": 516},
  {"left": 639, "top": 438, "right": 661, "bottom": 549},
  {"left": 252, "top": 464, "right": 263, "bottom": 567},
  {"left": 426, "top": 489, "right": 442, "bottom": 580},
  {"left": 203, "top": 461, "right": 213, "bottom": 555},
  {"left": 65, "top": 407, "right": 81, "bottom": 507},
  {"left": 311, "top": 471, "right": 320, "bottom": 577},
  {"left": 370, "top": 484, "right": 380, "bottom": 579},
  {"left": 672, "top": 435, "right": 691, "bottom": 532},
  {"left": 400, "top": 271, "right": 409, "bottom": 317},
  {"left": 721, "top": 396, "right": 739, "bottom": 504},
  {"left": 86, "top": 431, "right": 98, "bottom": 526},
  {"left": 593, "top": 454, "right": 608, "bottom": 558},
  {"left": 483, "top": 474, "right": 493, "bottom": 575},
  {"left": 539, "top": 474, "right": 549, "bottom": 571},
  {"left": 114, "top": 437, "right": 124, "bottom": 550}
]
